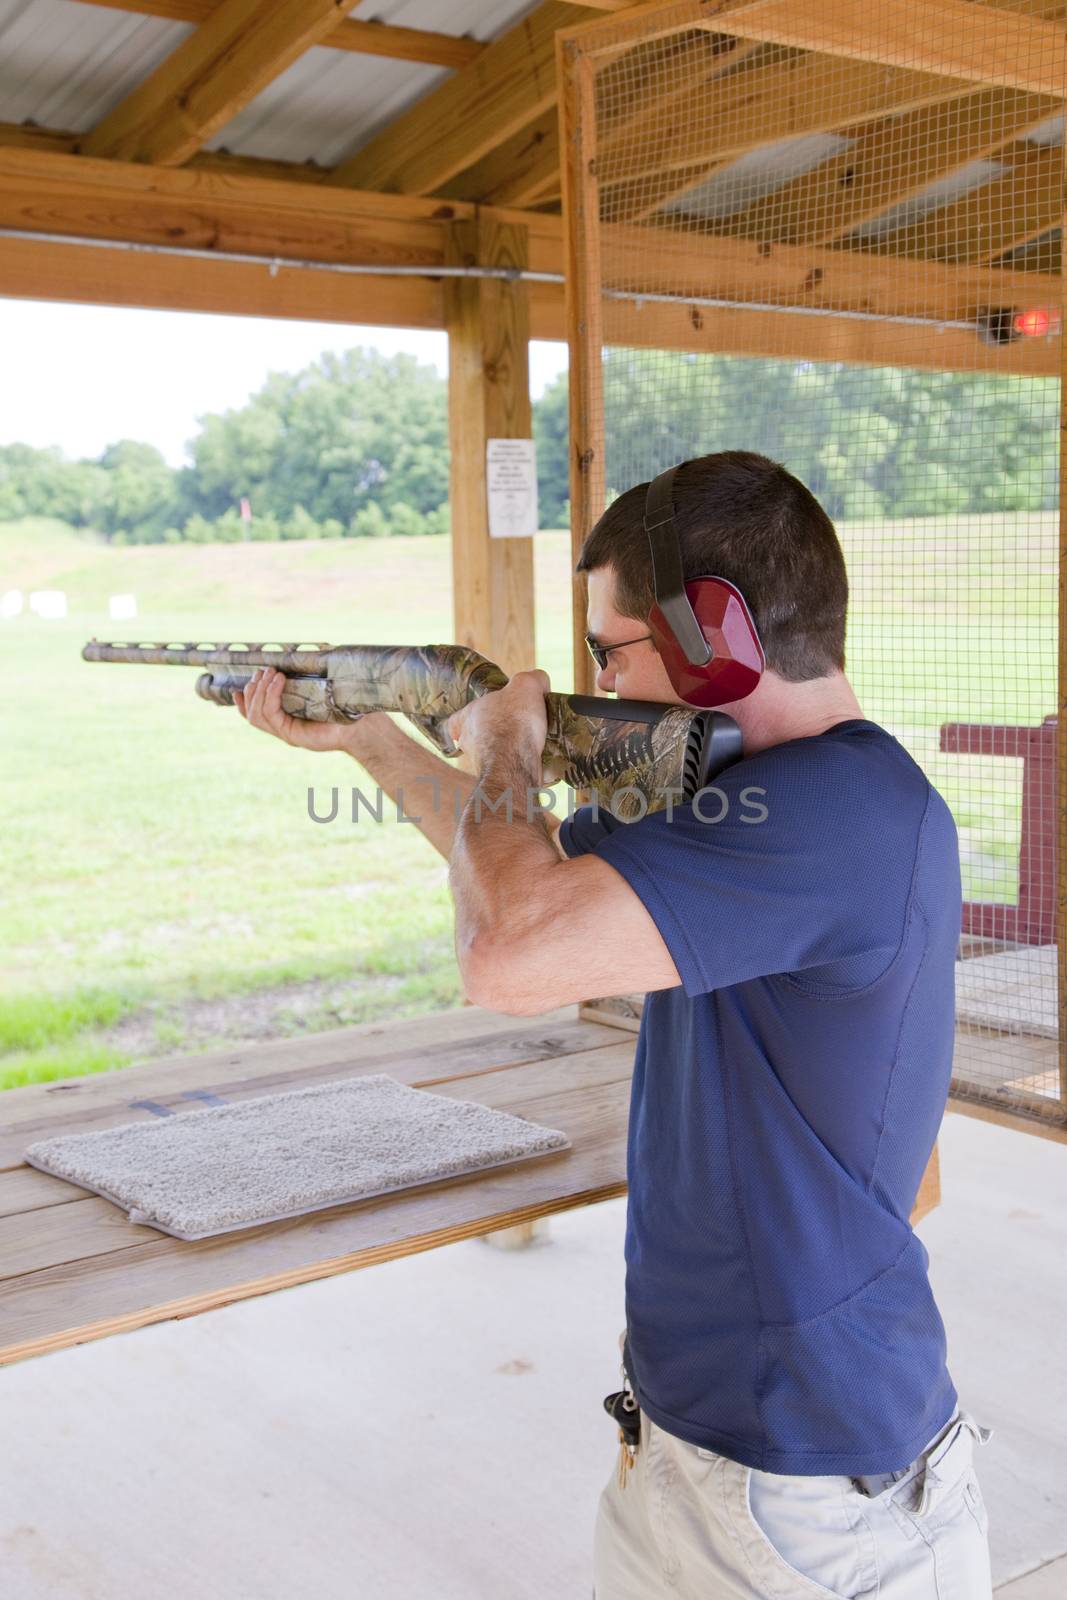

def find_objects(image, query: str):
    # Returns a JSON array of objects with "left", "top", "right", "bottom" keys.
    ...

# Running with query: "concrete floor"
[{"left": 2, "top": 1109, "right": 1065, "bottom": 1599}]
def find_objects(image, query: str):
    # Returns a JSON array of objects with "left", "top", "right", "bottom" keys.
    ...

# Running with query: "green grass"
[
  {"left": 0, "top": 1043, "right": 134, "bottom": 1093},
  {"left": 0, "top": 519, "right": 578, "bottom": 1086},
  {"left": 0, "top": 512, "right": 1057, "bottom": 1087}
]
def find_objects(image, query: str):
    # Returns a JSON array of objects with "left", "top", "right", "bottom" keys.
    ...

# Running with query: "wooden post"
[
  {"left": 558, "top": 34, "right": 606, "bottom": 697},
  {"left": 445, "top": 219, "right": 547, "bottom": 1242},
  {"left": 1058, "top": 144, "right": 1067, "bottom": 1119},
  {"left": 444, "top": 217, "right": 535, "bottom": 677}
]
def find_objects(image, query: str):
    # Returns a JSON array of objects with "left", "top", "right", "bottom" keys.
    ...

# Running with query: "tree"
[
  {"left": 97, "top": 440, "right": 180, "bottom": 540},
  {"left": 182, "top": 347, "right": 449, "bottom": 529},
  {"left": 533, "top": 372, "right": 570, "bottom": 526},
  {"left": 0, "top": 343, "right": 1057, "bottom": 543}
]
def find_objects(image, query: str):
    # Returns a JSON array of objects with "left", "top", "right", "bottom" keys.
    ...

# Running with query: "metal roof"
[
  {"left": 0, "top": 0, "right": 542, "bottom": 165},
  {"left": 206, "top": 0, "right": 544, "bottom": 167},
  {"left": 0, "top": 0, "right": 1060, "bottom": 262},
  {"left": 661, "top": 134, "right": 852, "bottom": 221},
  {"left": 0, "top": 0, "right": 188, "bottom": 132},
  {"left": 658, "top": 115, "right": 1063, "bottom": 252}
]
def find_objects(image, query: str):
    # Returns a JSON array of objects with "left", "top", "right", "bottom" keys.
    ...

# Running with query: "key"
[{"left": 604, "top": 1386, "right": 641, "bottom": 1489}]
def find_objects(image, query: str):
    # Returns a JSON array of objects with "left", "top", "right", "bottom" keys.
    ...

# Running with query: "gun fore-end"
[
  {"left": 195, "top": 672, "right": 346, "bottom": 722},
  {"left": 86, "top": 641, "right": 509, "bottom": 748}
]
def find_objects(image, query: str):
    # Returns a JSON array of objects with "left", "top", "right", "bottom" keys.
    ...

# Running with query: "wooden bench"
[{"left": 0, "top": 1002, "right": 940, "bottom": 1367}]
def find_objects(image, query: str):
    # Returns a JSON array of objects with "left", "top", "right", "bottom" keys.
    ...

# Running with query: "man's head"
[{"left": 577, "top": 451, "right": 849, "bottom": 710}]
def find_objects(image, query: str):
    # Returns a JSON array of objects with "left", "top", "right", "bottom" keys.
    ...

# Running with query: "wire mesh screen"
[{"left": 559, "top": 0, "right": 1065, "bottom": 1131}]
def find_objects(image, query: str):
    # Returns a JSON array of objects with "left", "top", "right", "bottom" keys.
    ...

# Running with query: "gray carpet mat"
[{"left": 24, "top": 1075, "right": 570, "bottom": 1241}]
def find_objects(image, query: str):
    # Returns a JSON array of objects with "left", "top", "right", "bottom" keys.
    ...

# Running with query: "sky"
[{"left": 0, "top": 301, "right": 569, "bottom": 467}]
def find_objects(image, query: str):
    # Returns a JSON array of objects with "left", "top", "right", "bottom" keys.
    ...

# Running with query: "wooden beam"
[
  {"left": 597, "top": 212, "right": 1063, "bottom": 326},
  {"left": 331, "top": 2, "right": 601, "bottom": 195},
  {"left": 587, "top": 3, "right": 1067, "bottom": 228},
  {"left": 434, "top": 108, "right": 562, "bottom": 208},
  {"left": 596, "top": 53, "right": 988, "bottom": 198},
  {"left": 445, "top": 218, "right": 536, "bottom": 676},
  {"left": 0, "top": 144, "right": 1057, "bottom": 323},
  {"left": 1009, "top": 232, "right": 1062, "bottom": 272},
  {"left": 558, "top": 34, "right": 606, "bottom": 697},
  {"left": 0, "top": 145, "right": 473, "bottom": 268},
  {"left": 593, "top": 36, "right": 767, "bottom": 223},
  {"left": 79, "top": 0, "right": 361, "bottom": 166},
  {"left": 70, "top": 0, "right": 485, "bottom": 67},
  {"left": 0, "top": 229, "right": 1056, "bottom": 380},
  {"left": 596, "top": 290, "right": 1060, "bottom": 375},
  {"left": 873, "top": 142, "right": 1063, "bottom": 262},
  {"left": 436, "top": 34, "right": 763, "bottom": 211},
  {"left": 721, "top": 88, "right": 1063, "bottom": 246},
  {"left": 0, "top": 121, "right": 340, "bottom": 184},
  {"left": 698, "top": 0, "right": 1067, "bottom": 98},
  {"left": 0, "top": 232, "right": 444, "bottom": 325}
]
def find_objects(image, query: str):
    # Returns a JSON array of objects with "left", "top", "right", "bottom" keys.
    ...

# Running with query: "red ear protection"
[{"left": 644, "top": 464, "right": 765, "bottom": 709}]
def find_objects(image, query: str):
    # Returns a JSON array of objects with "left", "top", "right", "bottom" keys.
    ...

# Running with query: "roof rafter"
[
  {"left": 720, "top": 87, "right": 1063, "bottom": 245},
  {"left": 69, "top": 0, "right": 485, "bottom": 68},
  {"left": 868, "top": 141, "right": 1064, "bottom": 262},
  {"left": 596, "top": 55, "right": 986, "bottom": 202},
  {"left": 79, "top": 0, "right": 363, "bottom": 166},
  {"left": 434, "top": 108, "right": 562, "bottom": 208},
  {"left": 579, "top": 0, "right": 1067, "bottom": 94},
  {"left": 650, "top": 0, "right": 1066, "bottom": 96},
  {"left": 330, "top": 1, "right": 602, "bottom": 194},
  {"left": 592, "top": 0, "right": 1065, "bottom": 230},
  {"left": 437, "top": 32, "right": 763, "bottom": 210},
  {"left": 0, "top": 119, "right": 352, "bottom": 183}
]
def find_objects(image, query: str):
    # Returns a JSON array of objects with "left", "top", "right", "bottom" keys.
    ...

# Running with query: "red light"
[{"left": 1013, "top": 308, "right": 1051, "bottom": 338}]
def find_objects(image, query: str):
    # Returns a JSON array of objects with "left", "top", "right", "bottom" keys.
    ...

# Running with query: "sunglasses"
[{"left": 584, "top": 631, "right": 654, "bottom": 671}]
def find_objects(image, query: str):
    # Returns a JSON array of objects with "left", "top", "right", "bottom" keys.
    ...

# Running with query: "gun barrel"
[{"left": 83, "top": 640, "right": 332, "bottom": 672}]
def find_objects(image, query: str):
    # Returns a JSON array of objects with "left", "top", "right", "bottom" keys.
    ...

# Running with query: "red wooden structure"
[{"left": 939, "top": 716, "right": 1058, "bottom": 946}]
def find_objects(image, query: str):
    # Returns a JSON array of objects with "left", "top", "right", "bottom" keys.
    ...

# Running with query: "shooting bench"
[{"left": 0, "top": 1002, "right": 941, "bottom": 1367}]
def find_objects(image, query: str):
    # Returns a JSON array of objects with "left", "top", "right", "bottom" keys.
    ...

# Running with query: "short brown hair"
[{"left": 576, "top": 451, "right": 848, "bottom": 681}]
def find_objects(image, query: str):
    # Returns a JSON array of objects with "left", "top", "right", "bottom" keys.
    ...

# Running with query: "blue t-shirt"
[{"left": 559, "top": 718, "right": 961, "bottom": 1476}]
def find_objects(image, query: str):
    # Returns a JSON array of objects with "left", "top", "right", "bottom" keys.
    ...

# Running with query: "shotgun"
[{"left": 81, "top": 640, "right": 742, "bottom": 820}]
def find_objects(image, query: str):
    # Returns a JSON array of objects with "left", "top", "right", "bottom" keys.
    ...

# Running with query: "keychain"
[{"left": 603, "top": 1380, "right": 641, "bottom": 1488}]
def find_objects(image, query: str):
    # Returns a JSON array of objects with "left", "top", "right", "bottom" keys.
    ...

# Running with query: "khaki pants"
[{"left": 594, "top": 1370, "right": 993, "bottom": 1598}]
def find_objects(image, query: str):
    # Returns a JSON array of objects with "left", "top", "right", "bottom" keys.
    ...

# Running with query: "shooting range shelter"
[{"left": 0, "top": 0, "right": 1063, "bottom": 1361}]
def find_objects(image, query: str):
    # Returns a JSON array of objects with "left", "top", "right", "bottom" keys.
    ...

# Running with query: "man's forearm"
[
  {"left": 342, "top": 714, "right": 478, "bottom": 860},
  {"left": 449, "top": 746, "right": 562, "bottom": 963}
]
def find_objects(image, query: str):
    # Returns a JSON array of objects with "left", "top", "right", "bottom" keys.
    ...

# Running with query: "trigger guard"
[{"left": 406, "top": 711, "right": 459, "bottom": 756}]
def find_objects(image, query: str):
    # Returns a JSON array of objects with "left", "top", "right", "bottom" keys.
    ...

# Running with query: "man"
[{"left": 237, "top": 451, "right": 993, "bottom": 1598}]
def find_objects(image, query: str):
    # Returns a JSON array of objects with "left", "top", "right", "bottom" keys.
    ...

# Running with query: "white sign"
[
  {"left": 29, "top": 590, "right": 67, "bottom": 619},
  {"left": 486, "top": 438, "right": 538, "bottom": 539},
  {"left": 109, "top": 593, "right": 138, "bottom": 620},
  {"left": 1, "top": 589, "right": 23, "bottom": 618}
]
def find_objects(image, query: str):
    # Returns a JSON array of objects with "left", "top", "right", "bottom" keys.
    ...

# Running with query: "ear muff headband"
[
  {"left": 643, "top": 467, "right": 712, "bottom": 666},
  {"left": 642, "top": 463, "right": 765, "bottom": 708}
]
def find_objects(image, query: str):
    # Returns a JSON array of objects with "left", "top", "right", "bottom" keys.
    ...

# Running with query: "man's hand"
[
  {"left": 446, "top": 669, "right": 549, "bottom": 776},
  {"left": 235, "top": 666, "right": 383, "bottom": 753}
]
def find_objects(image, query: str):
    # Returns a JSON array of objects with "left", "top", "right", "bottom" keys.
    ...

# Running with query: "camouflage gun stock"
[{"left": 81, "top": 640, "right": 742, "bottom": 819}]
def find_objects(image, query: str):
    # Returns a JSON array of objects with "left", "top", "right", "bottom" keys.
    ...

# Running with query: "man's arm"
[
  {"left": 447, "top": 675, "right": 681, "bottom": 1015},
  {"left": 346, "top": 713, "right": 567, "bottom": 862},
  {"left": 235, "top": 665, "right": 566, "bottom": 862}
]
